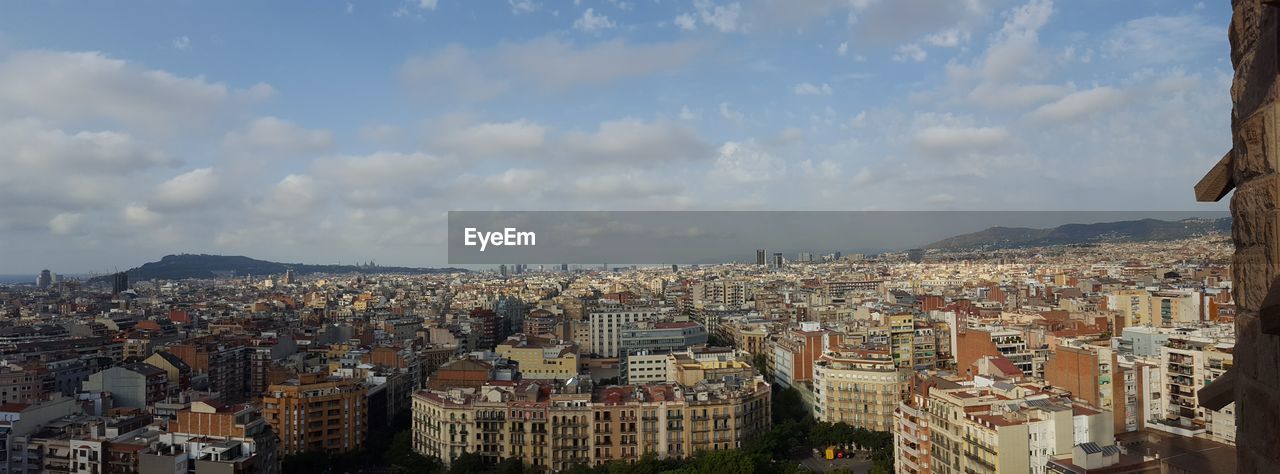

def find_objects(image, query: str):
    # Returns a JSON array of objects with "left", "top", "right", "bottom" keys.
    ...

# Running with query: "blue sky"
[{"left": 0, "top": 0, "right": 1234, "bottom": 272}]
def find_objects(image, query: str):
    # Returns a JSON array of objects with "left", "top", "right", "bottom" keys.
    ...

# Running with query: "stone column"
[{"left": 1224, "top": 1, "right": 1280, "bottom": 470}]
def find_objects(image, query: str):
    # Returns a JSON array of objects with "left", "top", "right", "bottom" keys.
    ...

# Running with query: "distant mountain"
[
  {"left": 93, "top": 254, "right": 466, "bottom": 282},
  {"left": 924, "top": 217, "right": 1231, "bottom": 250}
]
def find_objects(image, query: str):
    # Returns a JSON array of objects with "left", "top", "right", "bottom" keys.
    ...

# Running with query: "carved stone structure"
[{"left": 1195, "top": 1, "right": 1280, "bottom": 471}]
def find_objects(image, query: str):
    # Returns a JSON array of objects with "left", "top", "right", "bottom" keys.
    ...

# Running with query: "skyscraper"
[
  {"left": 282, "top": 269, "right": 296, "bottom": 285},
  {"left": 756, "top": 249, "right": 766, "bottom": 266},
  {"left": 112, "top": 272, "right": 129, "bottom": 295},
  {"left": 36, "top": 270, "right": 52, "bottom": 289},
  {"left": 772, "top": 253, "right": 784, "bottom": 268}
]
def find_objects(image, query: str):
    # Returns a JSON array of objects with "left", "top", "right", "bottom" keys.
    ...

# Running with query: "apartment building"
[
  {"left": 411, "top": 376, "right": 770, "bottom": 471},
  {"left": 261, "top": 373, "right": 367, "bottom": 456},
  {"left": 1158, "top": 335, "right": 1235, "bottom": 444},
  {"left": 1043, "top": 341, "right": 1125, "bottom": 433},
  {"left": 926, "top": 383, "right": 1115, "bottom": 474},
  {"left": 588, "top": 306, "right": 664, "bottom": 357},
  {"left": 811, "top": 348, "right": 909, "bottom": 431},
  {"left": 496, "top": 335, "right": 579, "bottom": 380}
]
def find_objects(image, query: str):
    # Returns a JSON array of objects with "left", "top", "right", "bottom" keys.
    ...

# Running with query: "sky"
[{"left": 0, "top": 0, "right": 1234, "bottom": 274}]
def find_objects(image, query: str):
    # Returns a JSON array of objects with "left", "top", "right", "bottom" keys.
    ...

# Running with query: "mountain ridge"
[
  {"left": 93, "top": 254, "right": 467, "bottom": 282},
  {"left": 924, "top": 217, "right": 1231, "bottom": 250}
]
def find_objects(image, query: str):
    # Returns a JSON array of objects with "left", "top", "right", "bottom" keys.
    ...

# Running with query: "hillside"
[
  {"left": 924, "top": 217, "right": 1230, "bottom": 250},
  {"left": 95, "top": 254, "right": 466, "bottom": 281}
]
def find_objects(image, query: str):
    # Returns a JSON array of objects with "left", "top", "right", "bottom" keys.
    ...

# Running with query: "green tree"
[{"left": 384, "top": 430, "right": 443, "bottom": 474}]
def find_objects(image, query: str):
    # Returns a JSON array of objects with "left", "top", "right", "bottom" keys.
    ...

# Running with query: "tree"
[
  {"left": 384, "top": 430, "right": 443, "bottom": 474},
  {"left": 447, "top": 453, "right": 489, "bottom": 474}
]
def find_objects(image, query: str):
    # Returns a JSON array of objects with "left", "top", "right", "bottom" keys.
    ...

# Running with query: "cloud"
[
  {"left": 1103, "top": 15, "right": 1219, "bottom": 65},
  {"left": 401, "top": 45, "right": 510, "bottom": 101},
  {"left": 560, "top": 119, "right": 711, "bottom": 165},
  {"left": 719, "top": 102, "right": 743, "bottom": 121},
  {"left": 0, "top": 118, "right": 170, "bottom": 173},
  {"left": 432, "top": 119, "right": 549, "bottom": 158},
  {"left": 926, "top": 193, "right": 958, "bottom": 204},
  {"left": 893, "top": 43, "right": 927, "bottom": 62},
  {"left": 0, "top": 51, "right": 257, "bottom": 133},
  {"left": 402, "top": 38, "right": 707, "bottom": 101},
  {"left": 944, "top": 0, "right": 1065, "bottom": 109},
  {"left": 223, "top": 117, "right": 335, "bottom": 154},
  {"left": 256, "top": 174, "right": 321, "bottom": 218},
  {"left": 509, "top": 0, "right": 539, "bottom": 14},
  {"left": 710, "top": 141, "right": 785, "bottom": 183},
  {"left": 694, "top": 0, "right": 743, "bottom": 33},
  {"left": 152, "top": 168, "right": 219, "bottom": 210},
  {"left": 419, "top": 0, "right": 438, "bottom": 10},
  {"left": 794, "top": 82, "right": 833, "bottom": 96},
  {"left": 123, "top": 204, "right": 161, "bottom": 226},
  {"left": 48, "top": 213, "right": 84, "bottom": 236},
  {"left": 837, "top": 42, "right": 848, "bottom": 56},
  {"left": 675, "top": 13, "right": 697, "bottom": 31},
  {"left": 1029, "top": 86, "right": 1126, "bottom": 122},
  {"left": 553, "top": 173, "right": 680, "bottom": 200},
  {"left": 574, "top": 8, "right": 616, "bottom": 33},
  {"left": 171, "top": 36, "right": 191, "bottom": 51},
  {"left": 913, "top": 126, "right": 1012, "bottom": 155}
]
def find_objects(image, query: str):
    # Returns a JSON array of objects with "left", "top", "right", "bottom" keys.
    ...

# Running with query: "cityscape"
[{"left": 4, "top": 0, "right": 1278, "bottom": 473}]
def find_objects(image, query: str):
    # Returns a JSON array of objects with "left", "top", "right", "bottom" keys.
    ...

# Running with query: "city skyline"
[{"left": 0, "top": 1, "right": 1230, "bottom": 272}]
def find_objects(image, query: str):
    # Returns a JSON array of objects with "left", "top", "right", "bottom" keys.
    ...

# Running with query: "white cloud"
[
  {"left": 679, "top": 106, "right": 698, "bottom": 120},
  {"left": 123, "top": 204, "right": 161, "bottom": 226},
  {"left": 0, "top": 51, "right": 243, "bottom": 133},
  {"left": 152, "top": 168, "right": 219, "bottom": 210},
  {"left": 710, "top": 141, "right": 785, "bottom": 183},
  {"left": 1029, "top": 86, "right": 1126, "bottom": 122},
  {"left": 574, "top": 8, "right": 617, "bottom": 33},
  {"left": 48, "top": 213, "right": 84, "bottom": 236},
  {"left": 793, "top": 82, "right": 833, "bottom": 96},
  {"left": 401, "top": 45, "right": 510, "bottom": 101},
  {"left": 171, "top": 36, "right": 191, "bottom": 51},
  {"left": 719, "top": 102, "right": 743, "bottom": 121},
  {"left": 223, "top": 117, "right": 335, "bottom": 154},
  {"left": 419, "top": 0, "right": 438, "bottom": 10},
  {"left": 433, "top": 119, "right": 549, "bottom": 157},
  {"left": 837, "top": 42, "right": 848, "bottom": 56},
  {"left": 257, "top": 174, "right": 320, "bottom": 218},
  {"left": 893, "top": 44, "right": 926, "bottom": 62},
  {"left": 694, "top": 0, "right": 743, "bottom": 33},
  {"left": 0, "top": 119, "right": 169, "bottom": 173},
  {"left": 799, "top": 159, "right": 842, "bottom": 179},
  {"left": 944, "top": 0, "right": 1065, "bottom": 109},
  {"left": 509, "top": 0, "right": 539, "bottom": 14},
  {"left": 926, "top": 193, "right": 958, "bottom": 204},
  {"left": 675, "top": 13, "right": 697, "bottom": 31},
  {"left": 1103, "top": 15, "right": 1219, "bottom": 64},
  {"left": 560, "top": 119, "right": 710, "bottom": 165},
  {"left": 923, "top": 28, "right": 968, "bottom": 47},
  {"left": 236, "top": 83, "right": 277, "bottom": 101},
  {"left": 403, "top": 38, "right": 707, "bottom": 100},
  {"left": 913, "top": 126, "right": 1012, "bottom": 155},
  {"left": 852, "top": 167, "right": 874, "bottom": 185}
]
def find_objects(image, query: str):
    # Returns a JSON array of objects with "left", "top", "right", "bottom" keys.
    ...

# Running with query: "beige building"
[
  {"left": 926, "top": 383, "right": 1115, "bottom": 474},
  {"left": 412, "top": 376, "right": 771, "bottom": 471},
  {"left": 811, "top": 348, "right": 909, "bottom": 432},
  {"left": 495, "top": 335, "right": 579, "bottom": 380}
]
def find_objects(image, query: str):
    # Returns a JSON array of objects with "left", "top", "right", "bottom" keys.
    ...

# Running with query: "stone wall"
[{"left": 1228, "top": 1, "right": 1280, "bottom": 471}]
